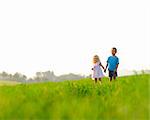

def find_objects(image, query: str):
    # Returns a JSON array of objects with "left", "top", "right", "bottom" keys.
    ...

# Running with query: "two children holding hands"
[{"left": 92, "top": 47, "right": 119, "bottom": 83}]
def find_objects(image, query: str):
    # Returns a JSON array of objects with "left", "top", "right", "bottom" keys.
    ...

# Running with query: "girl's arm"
[{"left": 99, "top": 62, "right": 105, "bottom": 70}]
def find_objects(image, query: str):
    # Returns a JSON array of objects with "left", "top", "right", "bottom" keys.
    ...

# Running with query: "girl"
[{"left": 92, "top": 55, "right": 105, "bottom": 84}]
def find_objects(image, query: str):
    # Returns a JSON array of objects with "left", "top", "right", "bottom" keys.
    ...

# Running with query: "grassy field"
[
  {"left": 0, "top": 80, "right": 20, "bottom": 86},
  {"left": 0, "top": 74, "right": 149, "bottom": 120}
]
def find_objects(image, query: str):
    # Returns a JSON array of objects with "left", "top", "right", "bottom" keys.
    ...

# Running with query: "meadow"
[
  {"left": 0, "top": 74, "right": 149, "bottom": 120},
  {"left": 0, "top": 80, "right": 20, "bottom": 86}
]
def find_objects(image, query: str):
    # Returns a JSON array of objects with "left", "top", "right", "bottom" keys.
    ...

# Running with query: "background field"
[
  {"left": 0, "top": 80, "right": 20, "bottom": 86},
  {"left": 0, "top": 74, "right": 149, "bottom": 120}
]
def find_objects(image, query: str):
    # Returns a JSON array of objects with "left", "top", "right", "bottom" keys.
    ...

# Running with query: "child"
[
  {"left": 92, "top": 55, "right": 105, "bottom": 84},
  {"left": 104, "top": 47, "right": 119, "bottom": 81}
]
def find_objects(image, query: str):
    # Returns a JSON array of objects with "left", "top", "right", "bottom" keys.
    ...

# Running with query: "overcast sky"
[{"left": 0, "top": 0, "right": 150, "bottom": 77}]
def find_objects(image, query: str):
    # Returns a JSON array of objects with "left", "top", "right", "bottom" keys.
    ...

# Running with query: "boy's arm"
[
  {"left": 115, "top": 57, "right": 119, "bottom": 72},
  {"left": 104, "top": 57, "right": 109, "bottom": 72},
  {"left": 104, "top": 63, "right": 108, "bottom": 72},
  {"left": 115, "top": 63, "right": 119, "bottom": 72}
]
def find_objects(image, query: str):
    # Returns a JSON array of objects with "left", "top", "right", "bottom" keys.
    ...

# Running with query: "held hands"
[{"left": 104, "top": 68, "right": 106, "bottom": 73}]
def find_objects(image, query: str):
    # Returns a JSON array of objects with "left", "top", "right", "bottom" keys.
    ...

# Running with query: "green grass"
[{"left": 0, "top": 74, "right": 149, "bottom": 120}]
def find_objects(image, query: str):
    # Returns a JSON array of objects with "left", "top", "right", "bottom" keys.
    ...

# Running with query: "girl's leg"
[
  {"left": 99, "top": 78, "right": 102, "bottom": 84},
  {"left": 95, "top": 78, "right": 97, "bottom": 83}
]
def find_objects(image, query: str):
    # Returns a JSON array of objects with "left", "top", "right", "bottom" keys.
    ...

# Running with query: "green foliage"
[{"left": 0, "top": 74, "right": 149, "bottom": 120}]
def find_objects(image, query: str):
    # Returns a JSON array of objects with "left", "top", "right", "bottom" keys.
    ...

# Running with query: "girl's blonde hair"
[{"left": 93, "top": 55, "right": 100, "bottom": 64}]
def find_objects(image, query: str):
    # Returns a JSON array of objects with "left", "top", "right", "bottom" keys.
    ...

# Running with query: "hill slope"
[
  {"left": 0, "top": 74, "right": 149, "bottom": 119},
  {"left": 0, "top": 80, "right": 20, "bottom": 86}
]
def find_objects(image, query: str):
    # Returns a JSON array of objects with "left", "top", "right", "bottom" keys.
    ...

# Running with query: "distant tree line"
[
  {"left": 0, "top": 71, "right": 86, "bottom": 83},
  {"left": 0, "top": 72, "right": 27, "bottom": 82}
]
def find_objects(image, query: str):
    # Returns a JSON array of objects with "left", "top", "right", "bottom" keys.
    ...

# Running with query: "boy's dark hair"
[{"left": 112, "top": 47, "right": 117, "bottom": 52}]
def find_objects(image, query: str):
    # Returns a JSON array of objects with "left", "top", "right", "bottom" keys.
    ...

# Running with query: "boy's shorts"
[{"left": 108, "top": 70, "right": 118, "bottom": 78}]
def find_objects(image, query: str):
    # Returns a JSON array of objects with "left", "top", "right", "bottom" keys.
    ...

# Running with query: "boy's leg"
[
  {"left": 110, "top": 77, "right": 112, "bottom": 82},
  {"left": 113, "top": 75, "right": 116, "bottom": 80},
  {"left": 113, "top": 71, "right": 117, "bottom": 80},
  {"left": 109, "top": 70, "right": 113, "bottom": 82}
]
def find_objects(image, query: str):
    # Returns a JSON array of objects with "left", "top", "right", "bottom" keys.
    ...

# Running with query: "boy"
[{"left": 104, "top": 47, "right": 119, "bottom": 81}]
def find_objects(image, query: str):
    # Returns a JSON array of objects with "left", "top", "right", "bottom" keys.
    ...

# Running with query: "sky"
[{"left": 0, "top": 0, "right": 150, "bottom": 77}]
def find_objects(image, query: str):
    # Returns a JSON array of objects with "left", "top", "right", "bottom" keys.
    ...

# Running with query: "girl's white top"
[{"left": 92, "top": 62, "right": 104, "bottom": 79}]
